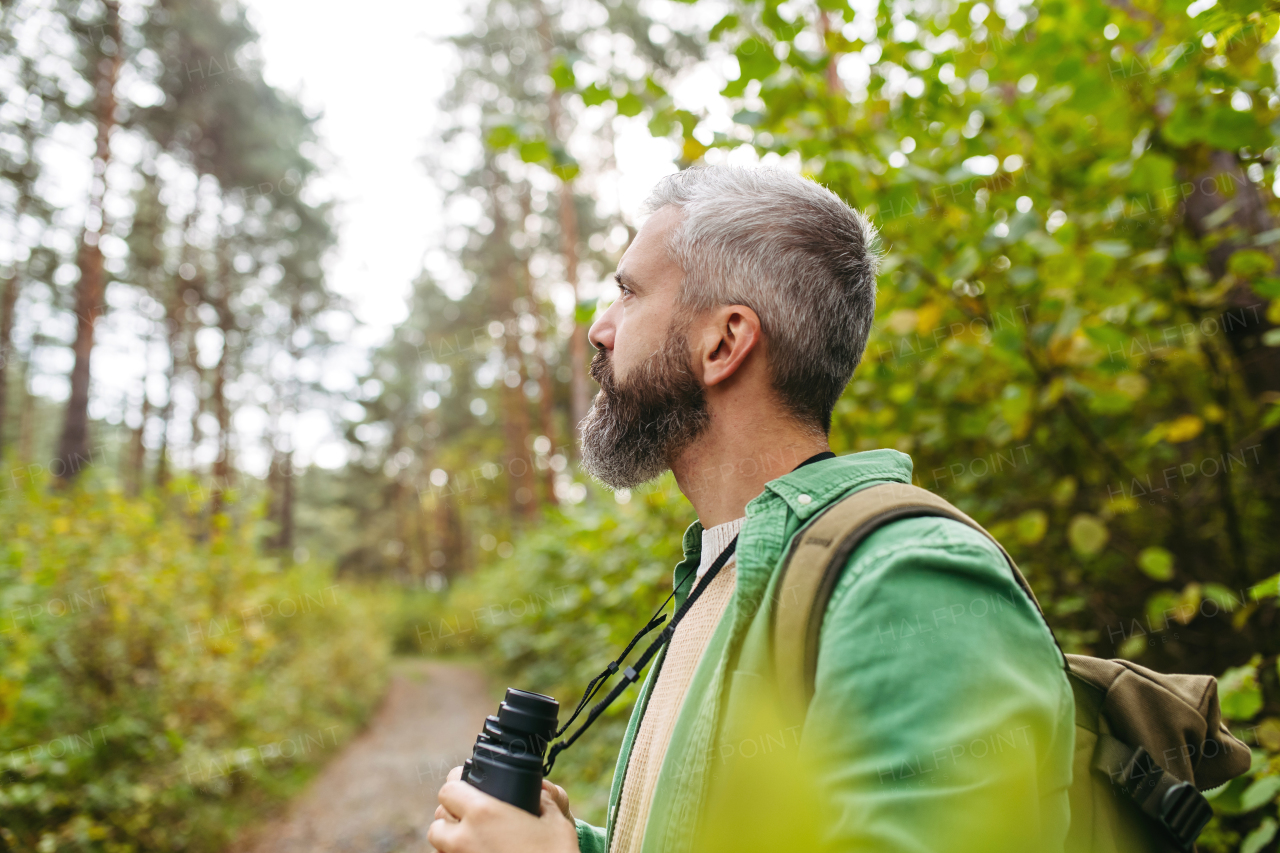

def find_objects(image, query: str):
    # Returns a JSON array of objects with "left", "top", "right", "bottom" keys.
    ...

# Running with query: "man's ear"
[{"left": 696, "top": 304, "right": 762, "bottom": 387}]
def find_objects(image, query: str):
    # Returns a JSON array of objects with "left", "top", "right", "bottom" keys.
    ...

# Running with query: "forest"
[{"left": 1, "top": 0, "right": 1279, "bottom": 850}]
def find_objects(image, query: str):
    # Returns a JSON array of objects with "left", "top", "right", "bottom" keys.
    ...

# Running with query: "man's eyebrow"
[{"left": 614, "top": 270, "right": 638, "bottom": 290}]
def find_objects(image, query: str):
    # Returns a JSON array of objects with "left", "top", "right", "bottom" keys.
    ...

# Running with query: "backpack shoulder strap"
[{"left": 771, "top": 481, "right": 1063, "bottom": 721}]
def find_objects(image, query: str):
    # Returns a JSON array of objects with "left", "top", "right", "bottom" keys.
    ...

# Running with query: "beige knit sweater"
[{"left": 609, "top": 518, "right": 744, "bottom": 853}]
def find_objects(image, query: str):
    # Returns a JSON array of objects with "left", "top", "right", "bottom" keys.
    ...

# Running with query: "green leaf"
[
  {"left": 1205, "top": 774, "right": 1255, "bottom": 815},
  {"left": 550, "top": 162, "right": 580, "bottom": 182},
  {"left": 1251, "top": 573, "right": 1280, "bottom": 599},
  {"left": 518, "top": 140, "right": 551, "bottom": 164},
  {"left": 616, "top": 92, "right": 644, "bottom": 117},
  {"left": 736, "top": 38, "right": 781, "bottom": 82},
  {"left": 1128, "top": 154, "right": 1176, "bottom": 196},
  {"left": 549, "top": 54, "right": 576, "bottom": 91},
  {"left": 1242, "top": 818, "right": 1278, "bottom": 853},
  {"left": 1137, "top": 547, "right": 1174, "bottom": 581},
  {"left": 581, "top": 83, "right": 611, "bottom": 107},
  {"left": 1083, "top": 325, "right": 1129, "bottom": 349},
  {"left": 1203, "top": 583, "right": 1242, "bottom": 611},
  {"left": 710, "top": 13, "right": 739, "bottom": 41},
  {"left": 487, "top": 125, "right": 520, "bottom": 149},
  {"left": 1219, "top": 658, "right": 1263, "bottom": 721},
  {"left": 648, "top": 108, "right": 676, "bottom": 137},
  {"left": 1067, "top": 514, "right": 1109, "bottom": 557},
  {"left": 1228, "top": 249, "right": 1274, "bottom": 279},
  {"left": 1205, "top": 106, "right": 1260, "bottom": 150},
  {"left": 1240, "top": 776, "right": 1280, "bottom": 813},
  {"left": 1015, "top": 510, "right": 1048, "bottom": 545},
  {"left": 1051, "top": 477, "right": 1077, "bottom": 507},
  {"left": 1163, "top": 102, "right": 1199, "bottom": 148},
  {"left": 574, "top": 300, "right": 597, "bottom": 327},
  {"left": 1117, "top": 635, "right": 1147, "bottom": 660},
  {"left": 946, "top": 245, "right": 980, "bottom": 280}
]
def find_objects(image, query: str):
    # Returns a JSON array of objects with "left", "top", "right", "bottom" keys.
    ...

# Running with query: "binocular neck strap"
[
  {"left": 543, "top": 536, "right": 739, "bottom": 775},
  {"left": 543, "top": 448, "right": 834, "bottom": 774}
]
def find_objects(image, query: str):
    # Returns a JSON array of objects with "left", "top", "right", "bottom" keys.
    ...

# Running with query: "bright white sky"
[
  {"left": 245, "top": 0, "right": 465, "bottom": 334},
  {"left": 235, "top": 0, "right": 690, "bottom": 468},
  {"left": 244, "top": 0, "right": 688, "bottom": 337}
]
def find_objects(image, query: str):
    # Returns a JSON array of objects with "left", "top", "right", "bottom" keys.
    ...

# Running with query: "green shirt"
[{"left": 576, "top": 449, "right": 1073, "bottom": 853}]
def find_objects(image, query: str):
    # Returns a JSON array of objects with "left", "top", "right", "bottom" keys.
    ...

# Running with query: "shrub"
[{"left": 0, "top": 474, "right": 392, "bottom": 851}]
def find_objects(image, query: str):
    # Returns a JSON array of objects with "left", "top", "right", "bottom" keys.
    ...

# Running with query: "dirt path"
[{"left": 232, "top": 659, "right": 494, "bottom": 853}]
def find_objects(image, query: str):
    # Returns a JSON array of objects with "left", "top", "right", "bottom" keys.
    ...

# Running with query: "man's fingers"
[
  {"left": 427, "top": 817, "right": 462, "bottom": 851},
  {"left": 446, "top": 765, "right": 464, "bottom": 783},
  {"left": 438, "top": 778, "right": 492, "bottom": 819},
  {"left": 433, "top": 804, "right": 459, "bottom": 823},
  {"left": 542, "top": 780, "right": 572, "bottom": 821}
]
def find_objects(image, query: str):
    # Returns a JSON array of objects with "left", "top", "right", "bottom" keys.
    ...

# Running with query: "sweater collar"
[{"left": 697, "top": 517, "right": 745, "bottom": 581}]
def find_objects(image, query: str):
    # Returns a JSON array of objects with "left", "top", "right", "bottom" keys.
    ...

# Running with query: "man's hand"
[{"left": 429, "top": 766, "right": 579, "bottom": 853}]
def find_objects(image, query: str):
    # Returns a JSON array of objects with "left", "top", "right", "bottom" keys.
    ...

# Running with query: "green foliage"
[
  {"left": 443, "top": 0, "right": 1280, "bottom": 843},
  {"left": 0, "top": 474, "right": 392, "bottom": 851}
]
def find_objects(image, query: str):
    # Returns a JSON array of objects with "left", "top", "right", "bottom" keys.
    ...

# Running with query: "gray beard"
[{"left": 578, "top": 332, "right": 709, "bottom": 490}]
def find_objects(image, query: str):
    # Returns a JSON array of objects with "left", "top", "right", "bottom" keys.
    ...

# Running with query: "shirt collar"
[
  {"left": 752, "top": 448, "right": 914, "bottom": 521},
  {"left": 680, "top": 448, "right": 915, "bottom": 563}
]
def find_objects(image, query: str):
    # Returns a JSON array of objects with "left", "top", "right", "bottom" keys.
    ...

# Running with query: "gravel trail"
[{"left": 230, "top": 659, "right": 493, "bottom": 853}]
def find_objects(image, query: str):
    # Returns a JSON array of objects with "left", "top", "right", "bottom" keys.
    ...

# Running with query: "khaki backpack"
[{"left": 771, "top": 482, "right": 1252, "bottom": 853}]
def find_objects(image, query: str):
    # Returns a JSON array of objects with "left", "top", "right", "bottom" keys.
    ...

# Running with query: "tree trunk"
[
  {"left": 56, "top": 1, "right": 120, "bottom": 484},
  {"left": 432, "top": 488, "right": 460, "bottom": 577},
  {"left": 187, "top": 321, "right": 204, "bottom": 473},
  {"left": 275, "top": 448, "right": 294, "bottom": 554},
  {"left": 17, "top": 350, "right": 34, "bottom": 464},
  {"left": 820, "top": 11, "right": 843, "bottom": 94},
  {"left": 415, "top": 417, "right": 434, "bottom": 578},
  {"left": 518, "top": 187, "right": 560, "bottom": 507},
  {"left": 1181, "top": 150, "right": 1280, "bottom": 397},
  {"left": 279, "top": 302, "right": 303, "bottom": 553},
  {"left": 154, "top": 307, "right": 180, "bottom": 489},
  {"left": 537, "top": 3, "right": 590, "bottom": 442},
  {"left": 126, "top": 376, "right": 151, "bottom": 496},
  {"left": 209, "top": 240, "right": 234, "bottom": 517},
  {"left": 393, "top": 471, "right": 412, "bottom": 579},
  {"left": 486, "top": 165, "right": 536, "bottom": 519},
  {"left": 156, "top": 217, "right": 195, "bottom": 490},
  {"left": 1178, "top": 149, "right": 1280, "bottom": 581},
  {"left": 0, "top": 270, "right": 19, "bottom": 458},
  {"left": 561, "top": 181, "right": 589, "bottom": 437}
]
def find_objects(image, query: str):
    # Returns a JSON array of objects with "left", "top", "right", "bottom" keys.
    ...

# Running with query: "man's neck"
[{"left": 670, "top": 415, "right": 830, "bottom": 529}]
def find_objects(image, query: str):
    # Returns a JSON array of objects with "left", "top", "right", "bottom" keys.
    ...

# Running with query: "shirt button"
[{"left": 797, "top": 494, "right": 812, "bottom": 505}]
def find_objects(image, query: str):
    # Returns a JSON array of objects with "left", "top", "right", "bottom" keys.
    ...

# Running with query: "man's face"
[{"left": 580, "top": 206, "right": 710, "bottom": 489}]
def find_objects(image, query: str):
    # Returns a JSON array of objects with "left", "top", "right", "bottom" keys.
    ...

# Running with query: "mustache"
[
  {"left": 589, "top": 348, "right": 611, "bottom": 387},
  {"left": 586, "top": 345, "right": 616, "bottom": 394}
]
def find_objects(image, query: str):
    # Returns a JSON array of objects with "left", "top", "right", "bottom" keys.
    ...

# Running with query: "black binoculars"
[{"left": 462, "top": 688, "right": 559, "bottom": 815}]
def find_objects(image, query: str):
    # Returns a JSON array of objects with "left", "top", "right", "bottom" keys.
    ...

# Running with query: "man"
[{"left": 429, "top": 166, "right": 1073, "bottom": 853}]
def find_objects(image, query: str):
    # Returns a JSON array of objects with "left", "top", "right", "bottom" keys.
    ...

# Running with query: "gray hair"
[{"left": 644, "top": 166, "right": 881, "bottom": 432}]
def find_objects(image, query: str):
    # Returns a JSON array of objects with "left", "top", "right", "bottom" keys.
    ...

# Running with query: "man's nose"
[{"left": 588, "top": 301, "right": 617, "bottom": 352}]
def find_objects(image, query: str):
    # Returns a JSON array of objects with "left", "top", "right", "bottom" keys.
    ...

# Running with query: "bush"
[{"left": 0, "top": 474, "right": 392, "bottom": 851}]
